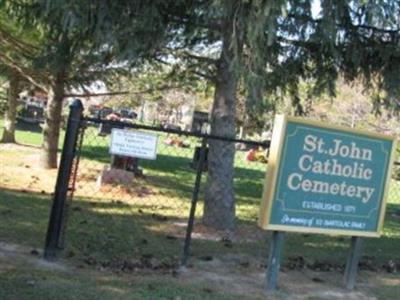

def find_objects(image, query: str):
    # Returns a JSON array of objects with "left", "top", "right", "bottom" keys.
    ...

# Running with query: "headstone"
[
  {"left": 111, "top": 155, "right": 142, "bottom": 176},
  {"left": 191, "top": 111, "right": 209, "bottom": 134},
  {"left": 96, "top": 165, "right": 135, "bottom": 186}
]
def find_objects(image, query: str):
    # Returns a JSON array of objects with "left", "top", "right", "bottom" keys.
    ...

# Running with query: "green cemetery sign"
[{"left": 259, "top": 115, "right": 397, "bottom": 237}]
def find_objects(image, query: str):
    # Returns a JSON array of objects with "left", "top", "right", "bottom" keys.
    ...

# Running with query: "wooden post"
[
  {"left": 266, "top": 231, "right": 285, "bottom": 291},
  {"left": 344, "top": 236, "right": 363, "bottom": 290}
]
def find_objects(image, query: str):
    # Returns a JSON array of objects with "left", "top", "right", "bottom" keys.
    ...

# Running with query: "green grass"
[
  {"left": 0, "top": 255, "right": 239, "bottom": 300},
  {"left": 0, "top": 188, "right": 399, "bottom": 299},
  {"left": 1, "top": 187, "right": 399, "bottom": 268},
  {"left": 0, "top": 120, "right": 65, "bottom": 147},
  {"left": 0, "top": 188, "right": 254, "bottom": 300}
]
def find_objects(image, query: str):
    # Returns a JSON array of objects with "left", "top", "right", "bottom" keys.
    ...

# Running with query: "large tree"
[
  {"left": 3, "top": 1, "right": 129, "bottom": 168},
  {"left": 37, "top": 0, "right": 400, "bottom": 228},
  {"left": 0, "top": 68, "right": 20, "bottom": 143},
  {"left": 0, "top": 9, "right": 44, "bottom": 143},
  {"left": 30, "top": 3, "right": 111, "bottom": 168},
  {"left": 148, "top": 1, "right": 400, "bottom": 229}
]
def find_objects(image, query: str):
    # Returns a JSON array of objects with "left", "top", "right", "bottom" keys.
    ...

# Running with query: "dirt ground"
[
  {"left": 1, "top": 242, "right": 399, "bottom": 300},
  {"left": 181, "top": 251, "right": 400, "bottom": 300},
  {"left": 0, "top": 143, "right": 58, "bottom": 194}
]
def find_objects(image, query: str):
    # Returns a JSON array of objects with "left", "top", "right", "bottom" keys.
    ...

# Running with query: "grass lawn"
[
  {"left": 0, "top": 120, "right": 51, "bottom": 147},
  {"left": 1, "top": 187, "right": 399, "bottom": 299},
  {"left": 0, "top": 239, "right": 241, "bottom": 300},
  {"left": 1, "top": 120, "right": 400, "bottom": 299}
]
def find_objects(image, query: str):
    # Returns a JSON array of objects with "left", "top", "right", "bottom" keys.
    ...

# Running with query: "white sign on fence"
[{"left": 110, "top": 128, "right": 158, "bottom": 160}]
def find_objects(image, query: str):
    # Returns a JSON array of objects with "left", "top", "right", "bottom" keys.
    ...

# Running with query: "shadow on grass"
[
  {"left": 0, "top": 188, "right": 266, "bottom": 265},
  {"left": 16, "top": 120, "right": 43, "bottom": 133},
  {"left": 283, "top": 203, "right": 400, "bottom": 264},
  {"left": 0, "top": 188, "right": 50, "bottom": 249},
  {"left": 1, "top": 187, "right": 400, "bottom": 276}
]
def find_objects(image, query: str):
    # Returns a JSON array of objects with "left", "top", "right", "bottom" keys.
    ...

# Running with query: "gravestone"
[
  {"left": 191, "top": 111, "right": 209, "bottom": 134},
  {"left": 97, "top": 129, "right": 158, "bottom": 187}
]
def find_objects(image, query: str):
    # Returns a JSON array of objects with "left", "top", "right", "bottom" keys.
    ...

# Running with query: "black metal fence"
[{"left": 44, "top": 100, "right": 271, "bottom": 267}]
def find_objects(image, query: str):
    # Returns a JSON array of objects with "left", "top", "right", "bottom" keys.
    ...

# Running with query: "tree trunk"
[
  {"left": 1, "top": 71, "right": 19, "bottom": 143},
  {"left": 203, "top": 19, "right": 242, "bottom": 230},
  {"left": 40, "top": 80, "right": 64, "bottom": 169}
]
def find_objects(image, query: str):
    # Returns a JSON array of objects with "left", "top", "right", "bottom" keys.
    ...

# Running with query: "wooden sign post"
[{"left": 259, "top": 115, "right": 396, "bottom": 290}]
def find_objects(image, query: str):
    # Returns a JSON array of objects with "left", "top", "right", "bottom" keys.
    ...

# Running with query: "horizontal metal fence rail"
[
  {"left": 83, "top": 117, "right": 271, "bottom": 148},
  {"left": 84, "top": 116, "right": 400, "bottom": 166}
]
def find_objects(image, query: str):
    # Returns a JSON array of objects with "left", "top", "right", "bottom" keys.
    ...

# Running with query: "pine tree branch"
[
  {"left": 355, "top": 24, "right": 400, "bottom": 34},
  {"left": 192, "top": 70, "right": 215, "bottom": 81},
  {"left": 0, "top": 26, "right": 41, "bottom": 54},
  {"left": 285, "top": 13, "right": 399, "bottom": 35},
  {"left": 181, "top": 51, "right": 218, "bottom": 65},
  {"left": 64, "top": 84, "right": 186, "bottom": 98},
  {"left": 64, "top": 91, "right": 129, "bottom": 98},
  {"left": 154, "top": 57, "right": 170, "bottom": 65},
  {"left": 166, "top": 48, "right": 218, "bottom": 65},
  {"left": 0, "top": 53, "right": 47, "bottom": 92},
  {"left": 167, "top": 15, "right": 223, "bottom": 31}
]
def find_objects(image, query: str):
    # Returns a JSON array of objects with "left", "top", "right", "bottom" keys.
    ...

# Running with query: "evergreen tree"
[
  {"left": 2, "top": 1, "right": 130, "bottom": 168},
  {"left": 0, "top": 9, "right": 43, "bottom": 143},
  {"left": 39, "top": 0, "right": 400, "bottom": 228},
  {"left": 0, "top": 68, "right": 19, "bottom": 143},
  {"left": 147, "top": 0, "right": 400, "bottom": 229}
]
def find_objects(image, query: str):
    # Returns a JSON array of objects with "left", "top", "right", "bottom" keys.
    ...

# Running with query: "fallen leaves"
[{"left": 80, "top": 254, "right": 179, "bottom": 273}]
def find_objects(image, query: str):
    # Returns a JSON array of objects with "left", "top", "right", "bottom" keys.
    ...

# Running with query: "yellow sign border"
[{"left": 258, "top": 115, "right": 397, "bottom": 237}]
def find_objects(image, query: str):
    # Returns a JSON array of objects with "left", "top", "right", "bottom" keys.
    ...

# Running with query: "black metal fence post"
[
  {"left": 44, "top": 99, "right": 84, "bottom": 260},
  {"left": 181, "top": 137, "right": 208, "bottom": 267}
]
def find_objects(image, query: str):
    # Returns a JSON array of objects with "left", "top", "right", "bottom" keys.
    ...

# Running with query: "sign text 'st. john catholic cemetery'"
[{"left": 259, "top": 115, "right": 396, "bottom": 237}]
